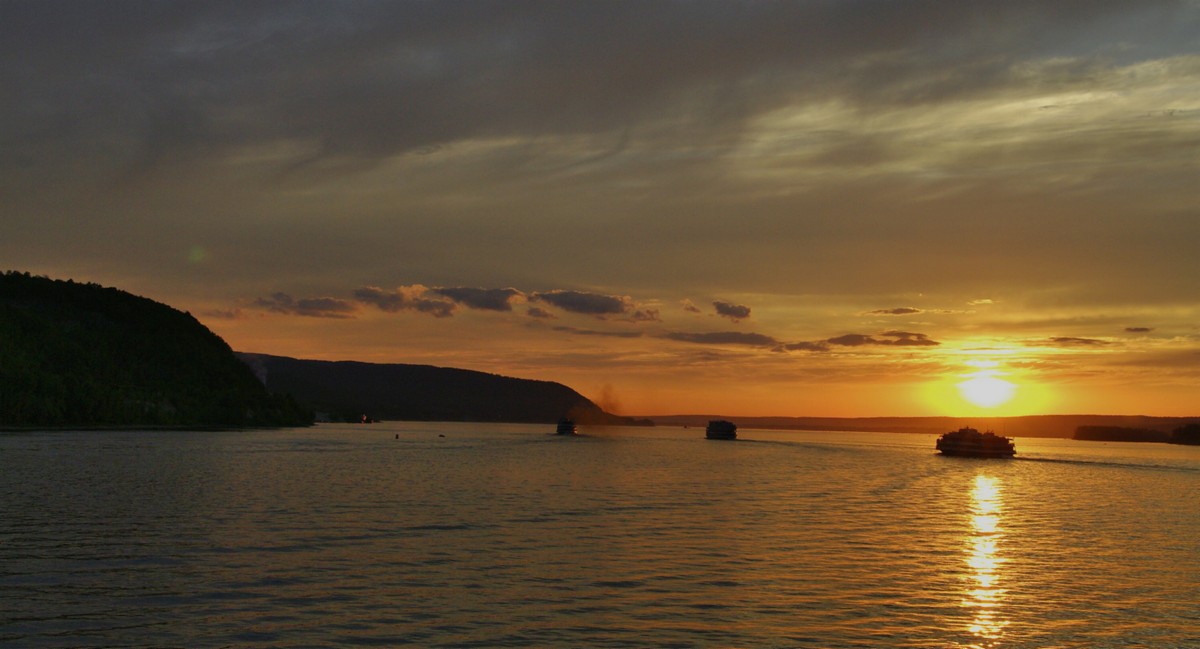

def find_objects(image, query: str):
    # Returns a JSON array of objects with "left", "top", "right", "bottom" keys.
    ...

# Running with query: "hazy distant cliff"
[
  {"left": 0, "top": 272, "right": 312, "bottom": 428},
  {"left": 238, "top": 353, "right": 647, "bottom": 426}
]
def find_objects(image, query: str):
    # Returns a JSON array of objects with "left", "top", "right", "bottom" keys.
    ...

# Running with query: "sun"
[
  {"left": 958, "top": 374, "right": 1017, "bottom": 408},
  {"left": 922, "top": 349, "right": 1050, "bottom": 416}
]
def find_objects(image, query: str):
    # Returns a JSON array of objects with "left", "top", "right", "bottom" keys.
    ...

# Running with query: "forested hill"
[
  {"left": 0, "top": 272, "right": 311, "bottom": 428},
  {"left": 237, "top": 353, "right": 647, "bottom": 426}
]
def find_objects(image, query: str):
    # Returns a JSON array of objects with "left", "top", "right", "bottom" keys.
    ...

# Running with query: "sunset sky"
[{"left": 3, "top": 1, "right": 1198, "bottom": 417}]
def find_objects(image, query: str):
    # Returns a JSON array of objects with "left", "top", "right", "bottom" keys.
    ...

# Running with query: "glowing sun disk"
[{"left": 958, "top": 375, "right": 1016, "bottom": 408}]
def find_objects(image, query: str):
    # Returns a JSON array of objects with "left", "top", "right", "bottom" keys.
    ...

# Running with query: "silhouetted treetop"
[
  {"left": 1, "top": 271, "right": 311, "bottom": 428},
  {"left": 1171, "top": 424, "right": 1200, "bottom": 445}
]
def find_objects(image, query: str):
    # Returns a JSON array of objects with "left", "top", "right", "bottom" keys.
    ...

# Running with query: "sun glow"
[
  {"left": 953, "top": 356, "right": 1018, "bottom": 409},
  {"left": 918, "top": 346, "right": 1057, "bottom": 417},
  {"left": 958, "top": 374, "right": 1017, "bottom": 408}
]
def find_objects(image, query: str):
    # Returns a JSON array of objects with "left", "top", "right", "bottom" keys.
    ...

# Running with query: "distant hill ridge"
[{"left": 237, "top": 353, "right": 647, "bottom": 426}]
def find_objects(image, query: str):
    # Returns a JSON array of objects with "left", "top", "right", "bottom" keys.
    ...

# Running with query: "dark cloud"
[
  {"left": 783, "top": 341, "right": 830, "bottom": 352},
  {"left": 1041, "top": 336, "right": 1112, "bottom": 347},
  {"left": 553, "top": 326, "right": 642, "bottom": 339},
  {"left": 879, "top": 331, "right": 940, "bottom": 346},
  {"left": 664, "top": 331, "right": 779, "bottom": 347},
  {"left": 431, "top": 286, "right": 524, "bottom": 311},
  {"left": 868, "top": 307, "right": 922, "bottom": 315},
  {"left": 5, "top": 1, "right": 1181, "bottom": 174},
  {"left": 681, "top": 300, "right": 702, "bottom": 314},
  {"left": 354, "top": 286, "right": 455, "bottom": 318},
  {"left": 532, "top": 290, "right": 631, "bottom": 316},
  {"left": 318, "top": 283, "right": 653, "bottom": 321},
  {"left": 1124, "top": 326, "right": 1154, "bottom": 333},
  {"left": 827, "top": 333, "right": 876, "bottom": 347},
  {"left": 714, "top": 301, "right": 751, "bottom": 321},
  {"left": 827, "top": 331, "right": 939, "bottom": 347},
  {"left": 254, "top": 292, "right": 357, "bottom": 318},
  {"left": 629, "top": 309, "right": 661, "bottom": 322}
]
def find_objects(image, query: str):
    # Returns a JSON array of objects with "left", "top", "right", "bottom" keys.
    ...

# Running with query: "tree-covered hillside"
[{"left": 0, "top": 271, "right": 311, "bottom": 428}]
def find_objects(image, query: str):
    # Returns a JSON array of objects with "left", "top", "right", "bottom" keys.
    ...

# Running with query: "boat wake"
[{"left": 1014, "top": 455, "right": 1200, "bottom": 474}]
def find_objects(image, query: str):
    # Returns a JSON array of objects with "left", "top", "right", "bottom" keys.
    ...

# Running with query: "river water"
[{"left": 2, "top": 423, "right": 1198, "bottom": 648}]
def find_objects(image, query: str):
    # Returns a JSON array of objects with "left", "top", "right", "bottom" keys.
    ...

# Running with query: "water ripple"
[{"left": 2, "top": 426, "right": 1198, "bottom": 647}]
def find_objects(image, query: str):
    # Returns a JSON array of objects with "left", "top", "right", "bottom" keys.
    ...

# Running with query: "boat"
[
  {"left": 935, "top": 427, "right": 1015, "bottom": 458},
  {"left": 555, "top": 418, "right": 578, "bottom": 435},
  {"left": 705, "top": 419, "right": 737, "bottom": 440}
]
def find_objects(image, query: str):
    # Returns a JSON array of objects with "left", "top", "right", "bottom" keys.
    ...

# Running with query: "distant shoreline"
[
  {"left": 8, "top": 413, "right": 1199, "bottom": 441},
  {"left": 640, "top": 413, "right": 1200, "bottom": 439}
]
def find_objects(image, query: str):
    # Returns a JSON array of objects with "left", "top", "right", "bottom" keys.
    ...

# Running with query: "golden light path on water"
[{"left": 967, "top": 474, "right": 1009, "bottom": 646}]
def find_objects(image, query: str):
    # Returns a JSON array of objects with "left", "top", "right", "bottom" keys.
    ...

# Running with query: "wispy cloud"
[
  {"left": 783, "top": 341, "right": 830, "bottom": 352},
  {"left": 554, "top": 326, "right": 643, "bottom": 339},
  {"left": 252, "top": 283, "right": 663, "bottom": 323},
  {"left": 532, "top": 290, "right": 633, "bottom": 317},
  {"left": 826, "top": 331, "right": 939, "bottom": 347},
  {"left": 254, "top": 293, "right": 358, "bottom": 319},
  {"left": 1037, "top": 336, "right": 1113, "bottom": 347},
  {"left": 354, "top": 285, "right": 455, "bottom": 318},
  {"left": 430, "top": 286, "right": 524, "bottom": 311},
  {"left": 663, "top": 331, "right": 779, "bottom": 347},
  {"left": 629, "top": 308, "right": 661, "bottom": 322}
]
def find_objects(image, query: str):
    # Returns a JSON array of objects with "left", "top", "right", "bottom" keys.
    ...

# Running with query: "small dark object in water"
[
  {"left": 556, "top": 418, "right": 578, "bottom": 435},
  {"left": 705, "top": 420, "right": 737, "bottom": 440}
]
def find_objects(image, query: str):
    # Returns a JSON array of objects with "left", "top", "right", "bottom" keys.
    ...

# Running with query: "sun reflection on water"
[{"left": 966, "top": 474, "right": 1009, "bottom": 646}]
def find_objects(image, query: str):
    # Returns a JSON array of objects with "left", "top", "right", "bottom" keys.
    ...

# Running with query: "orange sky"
[
  {"left": 199, "top": 297, "right": 1200, "bottom": 418},
  {"left": 4, "top": 2, "right": 1198, "bottom": 417}
]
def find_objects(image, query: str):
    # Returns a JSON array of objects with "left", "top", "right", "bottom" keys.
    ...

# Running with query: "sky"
[{"left": 3, "top": 1, "right": 1199, "bottom": 418}]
